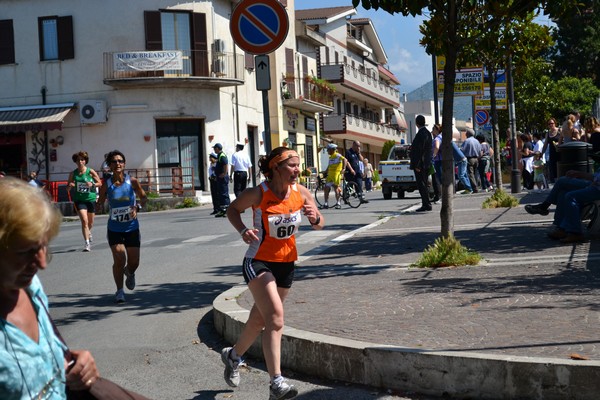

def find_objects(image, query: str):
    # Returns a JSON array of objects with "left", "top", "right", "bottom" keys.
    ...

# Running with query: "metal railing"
[
  {"left": 103, "top": 50, "right": 245, "bottom": 81},
  {"left": 283, "top": 76, "right": 334, "bottom": 106}
]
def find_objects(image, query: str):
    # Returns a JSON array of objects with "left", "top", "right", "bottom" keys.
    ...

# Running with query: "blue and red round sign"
[
  {"left": 230, "top": 0, "right": 289, "bottom": 55},
  {"left": 475, "top": 110, "right": 489, "bottom": 126}
]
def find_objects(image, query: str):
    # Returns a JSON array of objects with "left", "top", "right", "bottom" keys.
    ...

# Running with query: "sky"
[{"left": 296, "top": 0, "right": 431, "bottom": 94}]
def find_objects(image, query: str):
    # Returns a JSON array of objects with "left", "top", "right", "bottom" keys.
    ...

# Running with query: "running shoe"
[
  {"left": 221, "top": 347, "right": 241, "bottom": 387},
  {"left": 269, "top": 378, "right": 298, "bottom": 400},
  {"left": 334, "top": 203, "right": 341, "bottom": 209},
  {"left": 124, "top": 267, "right": 136, "bottom": 290},
  {"left": 115, "top": 289, "right": 125, "bottom": 303},
  {"left": 83, "top": 243, "right": 91, "bottom": 252},
  {"left": 89, "top": 233, "right": 93, "bottom": 243}
]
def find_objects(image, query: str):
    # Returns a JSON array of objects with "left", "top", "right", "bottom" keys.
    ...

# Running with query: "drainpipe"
[{"left": 41, "top": 86, "right": 50, "bottom": 181}]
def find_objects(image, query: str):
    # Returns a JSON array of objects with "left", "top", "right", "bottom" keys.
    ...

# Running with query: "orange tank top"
[{"left": 245, "top": 182, "right": 305, "bottom": 262}]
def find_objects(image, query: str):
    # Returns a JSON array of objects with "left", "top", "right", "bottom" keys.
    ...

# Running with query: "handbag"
[{"left": 41, "top": 299, "right": 153, "bottom": 400}]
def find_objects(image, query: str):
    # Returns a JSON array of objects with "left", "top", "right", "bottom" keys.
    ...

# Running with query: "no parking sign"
[
  {"left": 475, "top": 110, "right": 489, "bottom": 126},
  {"left": 230, "top": 0, "right": 289, "bottom": 55}
]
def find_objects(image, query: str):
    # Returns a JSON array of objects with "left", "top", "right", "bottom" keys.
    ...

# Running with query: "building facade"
[
  {"left": 0, "top": 0, "right": 404, "bottom": 194},
  {"left": 0, "top": 0, "right": 264, "bottom": 195}
]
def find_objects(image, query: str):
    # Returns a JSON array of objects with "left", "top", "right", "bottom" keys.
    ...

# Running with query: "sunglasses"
[{"left": 110, "top": 159, "right": 125, "bottom": 164}]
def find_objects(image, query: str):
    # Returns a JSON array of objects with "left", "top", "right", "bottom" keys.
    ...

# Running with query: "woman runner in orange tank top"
[{"left": 220, "top": 147, "right": 324, "bottom": 399}]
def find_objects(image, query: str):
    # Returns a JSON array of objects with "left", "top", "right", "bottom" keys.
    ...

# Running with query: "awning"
[
  {"left": 0, "top": 103, "right": 75, "bottom": 133},
  {"left": 391, "top": 108, "right": 408, "bottom": 131}
]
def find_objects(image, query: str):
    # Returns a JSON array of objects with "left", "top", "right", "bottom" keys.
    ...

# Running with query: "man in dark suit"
[{"left": 410, "top": 115, "right": 432, "bottom": 212}]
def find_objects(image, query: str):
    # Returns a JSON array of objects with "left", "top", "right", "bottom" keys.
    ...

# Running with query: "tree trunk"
[
  {"left": 440, "top": 3, "right": 458, "bottom": 238},
  {"left": 488, "top": 67, "right": 503, "bottom": 188}
]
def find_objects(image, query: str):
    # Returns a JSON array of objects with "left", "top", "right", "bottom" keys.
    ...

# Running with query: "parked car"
[{"left": 378, "top": 144, "right": 433, "bottom": 200}]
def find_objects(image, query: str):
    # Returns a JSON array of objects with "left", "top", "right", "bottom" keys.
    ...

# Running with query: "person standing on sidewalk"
[
  {"left": 208, "top": 153, "right": 220, "bottom": 215},
  {"left": 452, "top": 141, "right": 473, "bottom": 193},
  {"left": 230, "top": 142, "right": 253, "bottom": 198},
  {"left": 431, "top": 123, "right": 443, "bottom": 202},
  {"left": 410, "top": 115, "right": 433, "bottom": 211},
  {"left": 96, "top": 150, "right": 147, "bottom": 303},
  {"left": 67, "top": 151, "right": 102, "bottom": 252},
  {"left": 363, "top": 158, "right": 374, "bottom": 192},
  {"left": 345, "top": 141, "right": 369, "bottom": 203},
  {"left": 213, "top": 143, "right": 230, "bottom": 217},
  {"left": 221, "top": 147, "right": 324, "bottom": 400},
  {"left": 461, "top": 128, "right": 481, "bottom": 193}
]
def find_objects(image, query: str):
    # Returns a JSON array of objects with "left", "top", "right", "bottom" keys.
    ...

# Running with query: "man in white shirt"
[{"left": 230, "top": 142, "right": 253, "bottom": 198}]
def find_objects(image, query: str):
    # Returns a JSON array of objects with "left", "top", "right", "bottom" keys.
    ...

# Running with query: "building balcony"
[
  {"left": 103, "top": 50, "right": 245, "bottom": 89},
  {"left": 281, "top": 76, "right": 334, "bottom": 113},
  {"left": 320, "top": 63, "right": 400, "bottom": 108},
  {"left": 321, "top": 113, "right": 405, "bottom": 144}
]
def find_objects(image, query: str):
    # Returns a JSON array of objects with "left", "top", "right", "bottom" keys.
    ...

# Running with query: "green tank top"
[{"left": 72, "top": 167, "right": 97, "bottom": 202}]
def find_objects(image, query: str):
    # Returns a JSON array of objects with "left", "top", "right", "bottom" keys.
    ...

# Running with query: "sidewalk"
[{"left": 214, "top": 189, "right": 600, "bottom": 399}]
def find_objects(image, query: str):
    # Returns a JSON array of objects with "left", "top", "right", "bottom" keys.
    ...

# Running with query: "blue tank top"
[{"left": 106, "top": 175, "right": 139, "bottom": 232}]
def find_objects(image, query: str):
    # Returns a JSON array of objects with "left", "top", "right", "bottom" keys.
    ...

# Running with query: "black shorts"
[
  {"left": 242, "top": 258, "right": 295, "bottom": 289},
  {"left": 74, "top": 201, "right": 96, "bottom": 213},
  {"left": 107, "top": 229, "right": 141, "bottom": 247}
]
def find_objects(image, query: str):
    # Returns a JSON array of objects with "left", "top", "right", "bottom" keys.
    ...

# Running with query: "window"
[
  {"left": 0, "top": 20, "right": 15, "bottom": 65},
  {"left": 38, "top": 16, "right": 74, "bottom": 61},
  {"left": 144, "top": 11, "right": 208, "bottom": 76}
]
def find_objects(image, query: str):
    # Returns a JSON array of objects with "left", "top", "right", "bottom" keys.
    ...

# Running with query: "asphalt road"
[{"left": 43, "top": 190, "right": 443, "bottom": 400}]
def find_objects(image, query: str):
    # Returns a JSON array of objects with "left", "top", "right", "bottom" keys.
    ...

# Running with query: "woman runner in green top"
[{"left": 67, "top": 151, "right": 101, "bottom": 252}]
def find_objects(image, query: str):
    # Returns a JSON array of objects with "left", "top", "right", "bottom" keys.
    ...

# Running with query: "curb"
[{"left": 213, "top": 287, "right": 600, "bottom": 399}]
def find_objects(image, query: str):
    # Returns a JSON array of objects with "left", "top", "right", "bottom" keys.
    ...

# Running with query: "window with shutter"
[
  {"left": 38, "top": 16, "right": 73, "bottom": 61},
  {"left": 0, "top": 20, "right": 15, "bottom": 65}
]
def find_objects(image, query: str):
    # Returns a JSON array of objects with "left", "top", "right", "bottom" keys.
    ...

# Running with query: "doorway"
[
  {"left": 0, "top": 133, "right": 26, "bottom": 178},
  {"left": 156, "top": 120, "right": 204, "bottom": 191}
]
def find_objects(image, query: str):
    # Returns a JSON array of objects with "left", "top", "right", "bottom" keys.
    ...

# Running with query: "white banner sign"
[{"left": 113, "top": 51, "right": 183, "bottom": 71}]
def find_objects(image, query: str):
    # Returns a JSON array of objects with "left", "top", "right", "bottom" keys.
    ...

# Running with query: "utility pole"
[{"left": 507, "top": 55, "right": 520, "bottom": 193}]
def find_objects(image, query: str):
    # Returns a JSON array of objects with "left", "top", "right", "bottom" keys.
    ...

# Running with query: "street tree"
[
  {"left": 465, "top": 16, "right": 553, "bottom": 188},
  {"left": 353, "top": 0, "right": 574, "bottom": 237},
  {"left": 550, "top": 0, "right": 600, "bottom": 87}
]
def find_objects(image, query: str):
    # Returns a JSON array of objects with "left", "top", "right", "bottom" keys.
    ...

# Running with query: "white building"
[
  {"left": 295, "top": 6, "right": 406, "bottom": 167},
  {"left": 0, "top": 0, "right": 405, "bottom": 195},
  {"left": 0, "top": 0, "right": 263, "bottom": 197}
]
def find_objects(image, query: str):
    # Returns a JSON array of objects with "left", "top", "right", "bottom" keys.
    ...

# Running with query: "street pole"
[
  {"left": 262, "top": 90, "right": 271, "bottom": 153},
  {"left": 432, "top": 54, "right": 439, "bottom": 125},
  {"left": 507, "top": 54, "right": 520, "bottom": 193}
]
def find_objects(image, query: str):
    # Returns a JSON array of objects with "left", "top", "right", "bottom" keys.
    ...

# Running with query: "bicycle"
[{"left": 313, "top": 172, "right": 361, "bottom": 209}]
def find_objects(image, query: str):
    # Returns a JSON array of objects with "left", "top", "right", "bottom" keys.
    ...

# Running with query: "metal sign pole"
[
  {"left": 262, "top": 90, "right": 271, "bottom": 153},
  {"left": 507, "top": 54, "right": 521, "bottom": 193}
]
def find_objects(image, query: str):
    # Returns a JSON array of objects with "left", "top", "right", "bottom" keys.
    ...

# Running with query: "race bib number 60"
[
  {"left": 111, "top": 206, "right": 134, "bottom": 222},
  {"left": 267, "top": 211, "right": 302, "bottom": 239}
]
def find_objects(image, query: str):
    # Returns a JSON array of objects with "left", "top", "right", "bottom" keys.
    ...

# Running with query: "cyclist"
[{"left": 322, "top": 143, "right": 354, "bottom": 209}]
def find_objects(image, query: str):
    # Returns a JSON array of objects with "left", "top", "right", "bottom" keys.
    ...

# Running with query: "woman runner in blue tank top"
[{"left": 96, "top": 150, "right": 147, "bottom": 303}]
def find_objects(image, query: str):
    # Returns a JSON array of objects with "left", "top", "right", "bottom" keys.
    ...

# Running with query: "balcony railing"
[
  {"left": 103, "top": 50, "right": 245, "bottom": 88},
  {"left": 281, "top": 76, "right": 335, "bottom": 113},
  {"left": 320, "top": 64, "right": 400, "bottom": 107},
  {"left": 321, "top": 114, "right": 405, "bottom": 142}
]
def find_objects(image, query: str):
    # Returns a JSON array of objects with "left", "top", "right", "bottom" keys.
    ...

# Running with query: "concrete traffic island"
[{"left": 213, "top": 286, "right": 600, "bottom": 400}]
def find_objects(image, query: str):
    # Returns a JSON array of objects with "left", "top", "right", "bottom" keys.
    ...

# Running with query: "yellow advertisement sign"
[
  {"left": 436, "top": 56, "right": 483, "bottom": 96},
  {"left": 475, "top": 88, "right": 507, "bottom": 110}
]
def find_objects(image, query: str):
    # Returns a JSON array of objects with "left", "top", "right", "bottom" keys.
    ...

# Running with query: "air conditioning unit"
[
  {"left": 79, "top": 100, "right": 107, "bottom": 125},
  {"left": 213, "top": 39, "right": 226, "bottom": 54},
  {"left": 213, "top": 59, "right": 227, "bottom": 76}
]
